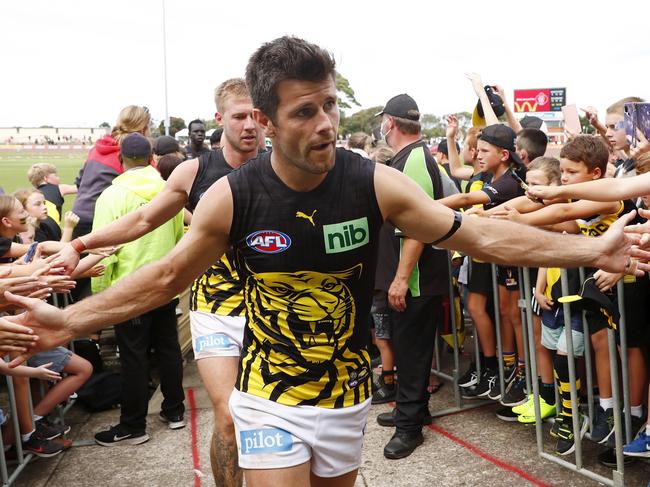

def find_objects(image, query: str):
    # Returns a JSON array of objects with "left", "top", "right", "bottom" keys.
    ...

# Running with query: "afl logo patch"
[{"left": 246, "top": 230, "right": 292, "bottom": 254}]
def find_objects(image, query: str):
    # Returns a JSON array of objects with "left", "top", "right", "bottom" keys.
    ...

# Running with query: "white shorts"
[
  {"left": 190, "top": 310, "right": 245, "bottom": 359},
  {"left": 229, "top": 389, "right": 371, "bottom": 477}
]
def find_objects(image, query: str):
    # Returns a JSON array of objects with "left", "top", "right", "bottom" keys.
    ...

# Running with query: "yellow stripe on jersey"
[
  {"left": 239, "top": 264, "right": 371, "bottom": 408},
  {"left": 190, "top": 253, "right": 245, "bottom": 317}
]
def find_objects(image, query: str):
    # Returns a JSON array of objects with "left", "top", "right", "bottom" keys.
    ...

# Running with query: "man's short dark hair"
[
  {"left": 188, "top": 119, "right": 205, "bottom": 132},
  {"left": 246, "top": 36, "right": 336, "bottom": 121},
  {"left": 516, "top": 128, "right": 548, "bottom": 161},
  {"left": 560, "top": 135, "right": 609, "bottom": 174}
]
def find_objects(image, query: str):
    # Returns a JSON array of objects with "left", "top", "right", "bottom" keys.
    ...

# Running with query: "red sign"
[{"left": 514, "top": 88, "right": 566, "bottom": 112}]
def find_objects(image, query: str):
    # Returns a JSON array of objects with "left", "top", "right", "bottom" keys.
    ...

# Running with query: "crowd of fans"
[{"left": 0, "top": 35, "right": 649, "bottom": 487}]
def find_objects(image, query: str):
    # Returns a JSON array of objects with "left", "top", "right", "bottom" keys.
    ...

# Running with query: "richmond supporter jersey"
[
  {"left": 188, "top": 150, "right": 245, "bottom": 316},
  {"left": 228, "top": 149, "right": 382, "bottom": 408}
]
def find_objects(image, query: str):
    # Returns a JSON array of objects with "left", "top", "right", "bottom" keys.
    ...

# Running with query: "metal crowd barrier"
[
  {"left": 518, "top": 266, "right": 633, "bottom": 487},
  {"left": 429, "top": 253, "right": 491, "bottom": 417},
  {"left": 404, "top": 248, "right": 636, "bottom": 485},
  {"left": 0, "top": 291, "right": 78, "bottom": 487}
]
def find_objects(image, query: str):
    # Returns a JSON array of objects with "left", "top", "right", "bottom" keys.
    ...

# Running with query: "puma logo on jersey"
[{"left": 296, "top": 210, "right": 317, "bottom": 226}]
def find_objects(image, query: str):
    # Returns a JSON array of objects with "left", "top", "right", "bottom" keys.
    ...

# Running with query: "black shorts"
[
  {"left": 497, "top": 266, "right": 519, "bottom": 291},
  {"left": 468, "top": 260, "right": 493, "bottom": 295},
  {"left": 615, "top": 278, "right": 650, "bottom": 348}
]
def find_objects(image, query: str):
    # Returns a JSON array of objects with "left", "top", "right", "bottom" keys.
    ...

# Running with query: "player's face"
[
  {"left": 219, "top": 97, "right": 258, "bottom": 154},
  {"left": 476, "top": 140, "right": 507, "bottom": 173},
  {"left": 268, "top": 76, "right": 339, "bottom": 175},
  {"left": 560, "top": 158, "right": 600, "bottom": 185},
  {"left": 189, "top": 123, "right": 206, "bottom": 147},
  {"left": 25, "top": 192, "right": 47, "bottom": 221},
  {"left": 605, "top": 113, "right": 627, "bottom": 150}
]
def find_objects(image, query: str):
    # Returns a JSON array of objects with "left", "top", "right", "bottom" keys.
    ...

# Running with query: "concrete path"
[{"left": 12, "top": 361, "right": 650, "bottom": 487}]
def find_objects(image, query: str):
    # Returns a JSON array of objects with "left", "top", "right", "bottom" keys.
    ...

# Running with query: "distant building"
[{"left": 0, "top": 126, "right": 109, "bottom": 145}]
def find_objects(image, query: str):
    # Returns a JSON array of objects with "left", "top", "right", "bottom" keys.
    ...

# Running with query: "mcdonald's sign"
[{"left": 514, "top": 88, "right": 566, "bottom": 113}]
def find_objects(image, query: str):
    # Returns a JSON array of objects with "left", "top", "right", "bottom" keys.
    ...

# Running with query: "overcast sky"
[{"left": 2, "top": 0, "right": 649, "bottom": 128}]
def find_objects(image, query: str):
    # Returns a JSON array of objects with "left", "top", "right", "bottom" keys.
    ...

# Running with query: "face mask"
[{"left": 379, "top": 120, "right": 392, "bottom": 142}]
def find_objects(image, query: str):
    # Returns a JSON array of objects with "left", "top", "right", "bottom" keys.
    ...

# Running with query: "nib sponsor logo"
[
  {"left": 240, "top": 428, "right": 293, "bottom": 455},
  {"left": 323, "top": 217, "right": 369, "bottom": 254}
]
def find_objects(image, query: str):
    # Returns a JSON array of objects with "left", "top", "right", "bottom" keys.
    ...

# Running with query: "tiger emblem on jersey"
[{"left": 239, "top": 264, "right": 370, "bottom": 407}]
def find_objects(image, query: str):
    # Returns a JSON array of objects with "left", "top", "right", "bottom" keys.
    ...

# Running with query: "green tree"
[
  {"left": 339, "top": 105, "right": 383, "bottom": 137},
  {"left": 158, "top": 116, "right": 186, "bottom": 137},
  {"left": 336, "top": 73, "right": 360, "bottom": 110},
  {"left": 420, "top": 113, "right": 445, "bottom": 138}
]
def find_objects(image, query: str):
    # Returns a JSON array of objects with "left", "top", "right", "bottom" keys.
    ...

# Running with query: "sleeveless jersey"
[
  {"left": 228, "top": 149, "right": 383, "bottom": 408},
  {"left": 188, "top": 150, "right": 245, "bottom": 316}
]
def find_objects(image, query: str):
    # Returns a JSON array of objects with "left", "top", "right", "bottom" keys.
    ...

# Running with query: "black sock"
[
  {"left": 539, "top": 378, "right": 556, "bottom": 405},
  {"left": 484, "top": 355, "right": 497, "bottom": 371}
]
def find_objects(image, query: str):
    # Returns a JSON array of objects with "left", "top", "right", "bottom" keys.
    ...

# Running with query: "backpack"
[
  {"left": 71, "top": 339, "right": 104, "bottom": 374},
  {"left": 76, "top": 372, "right": 121, "bottom": 412}
]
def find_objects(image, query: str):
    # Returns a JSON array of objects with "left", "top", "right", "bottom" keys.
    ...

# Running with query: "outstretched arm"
[
  {"left": 467, "top": 73, "right": 499, "bottom": 126},
  {"left": 528, "top": 172, "right": 650, "bottom": 203},
  {"left": 374, "top": 163, "right": 636, "bottom": 272},
  {"left": 3, "top": 176, "right": 233, "bottom": 365},
  {"left": 445, "top": 115, "right": 473, "bottom": 181},
  {"left": 58, "top": 158, "right": 199, "bottom": 273}
]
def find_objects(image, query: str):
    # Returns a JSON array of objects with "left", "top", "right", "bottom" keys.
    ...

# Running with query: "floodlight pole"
[{"left": 162, "top": 0, "right": 170, "bottom": 135}]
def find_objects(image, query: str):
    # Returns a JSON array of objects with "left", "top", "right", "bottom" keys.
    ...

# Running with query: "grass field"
[{"left": 0, "top": 150, "right": 86, "bottom": 215}]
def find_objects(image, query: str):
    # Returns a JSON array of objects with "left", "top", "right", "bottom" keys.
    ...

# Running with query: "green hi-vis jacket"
[{"left": 91, "top": 165, "right": 183, "bottom": 294}]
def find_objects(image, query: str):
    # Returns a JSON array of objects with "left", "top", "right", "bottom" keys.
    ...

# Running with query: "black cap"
[
  {"left": 375, "top": 94, "right": 420, "bottom": 121},
  {"left": 121, "top": 133, "right": 152, "bottom": 159},
  {"left": 153, "top": 135, "right": 180, "bottom": 156},
  {"left": 472, "top": 86, "right": 505, "bottom": 127},
  {"left": 437, "top": 139, "right": 460, "bottom": 156},
  {"left": 558, "top": 275, "right": 619, "bottom": 330},
  {"left": 479, "top": 124, "right": 525, "bottom": 167}
]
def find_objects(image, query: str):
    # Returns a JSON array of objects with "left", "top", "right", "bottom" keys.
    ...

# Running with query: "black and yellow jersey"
[
  {"left": 228, "top": 149, "right": 382, "bottom": 408},
  {"left": 466, "top": 171, "right": 492, "bottom": 263},
  {"left": 188, "top": 150, "right": 245, "bottom": 316},
  {"left": 546, "top": 199, "right": 641, "bottom": 300}
]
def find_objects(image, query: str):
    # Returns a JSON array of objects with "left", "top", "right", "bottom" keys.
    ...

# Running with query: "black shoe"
[
  {"left": 555, "top": 414, "right": 588, "bottom": 456},
  {"left": 35, "top": 418, "right": 71, "bottom": 441},
  {"left": 159, "top": 411, "right": 186, "bottom": 430},
  {"left": 500, "top": 370, "right": 527, "bottom": 407},
  {"left": 22, "top": 434, "right": 64, "bottom": 458},
  {"left": 606, "top": 412, "right": 646, "bottom": 449},
  {"left": 458, "top": 362, "right": 478, "bottom": 388},
  {"left": 598, "top": 448, "right": 636, "bottom": 468},
  {"left": 495, "top": 407, "right": 519, "bottom": 422},
  {"left": 377, "top": 408, "right": 432, "bottom": 428},
  {"left": 590, "top": 406, "right": 614, "bottom": 444},
  {"left": 372, "top": 374, "right": 396, "bottom": 405},
  {"left": 474, "top": 368, "right": 498, "bottom": 398},
  {"left": 383, "top": 431, "right": 424, "bottom": 459},
  {"left": 461, "top": 383, "right": 482, "bottom": 400},
  {"left": 95, "top": 424, "right": 150, "bottom": 447},
  {"left": 487, "top": 366, "right": 516, "bottom": 401}
]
